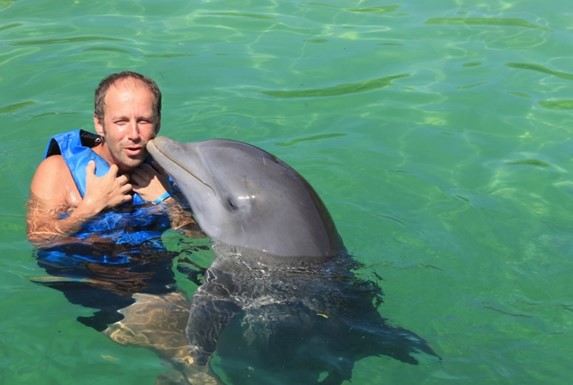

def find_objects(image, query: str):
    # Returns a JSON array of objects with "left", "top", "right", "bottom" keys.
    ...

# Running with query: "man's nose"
[{"left": 127, "top": 120, "right": 140, "bottom": 139}]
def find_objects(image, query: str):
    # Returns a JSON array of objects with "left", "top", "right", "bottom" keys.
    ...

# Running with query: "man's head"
[
  {"left": 94, "top": 71, "right": 162, "bottom": 127},
  {"left": 93, "top": 71, "right": 162, "bottom": 173}
]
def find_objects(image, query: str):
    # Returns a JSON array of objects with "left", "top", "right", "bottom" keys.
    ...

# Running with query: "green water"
[{"left": 1, "top": 0, "right": 573, "bottom": 384}]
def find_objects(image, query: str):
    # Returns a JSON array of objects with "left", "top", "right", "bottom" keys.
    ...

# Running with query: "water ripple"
[
  {"left": 506, "top": 159, "right": 550, "bottom": 168},
  {"left": 275, "top": 133, "right": 346, "bottom": 147},
  {"left": 83, "top": 46, "right": 135, "bottom": 55},
  {"left": 0, "top": 101, "right": 35, "bottom": 114},
  {"left": 426, "top": 17, "right": 545, "bottom": 30},
  {"left": 0, "top": 22, "right": 22, "bottom": 32},
  {"left": 204, "top": 11, "right": 275, "bottom": 20},
  {"left": 539, "top": 99, "right": 573, "bottom": 110},
  {"left": 346, "top": 5, "right": 401, "bottom": 14},
  {"left": 506, "top": 62, "right": 573, "bottom": 80},
  {"left": 11, "top": 35, "right": 125, "bottom": 46},
  {"left": 260, "top": 73, "right": 409, "bottom": 98}
]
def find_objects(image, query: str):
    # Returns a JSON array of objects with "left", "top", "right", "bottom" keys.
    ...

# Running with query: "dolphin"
[{"left": 147, "top": 137, "right": 438, "bottom": 384}]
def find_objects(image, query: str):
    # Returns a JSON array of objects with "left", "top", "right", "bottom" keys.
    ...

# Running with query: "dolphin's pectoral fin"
[
  {"left": 186, "top": 289, "right": 242, "bottom": 366},
  {"left": 367, "top": 323, "right": 440, "bottom": 364}
]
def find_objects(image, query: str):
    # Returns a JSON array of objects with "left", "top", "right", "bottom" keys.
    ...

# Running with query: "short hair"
[{"left": 94, "top": 71, "right": 162, "bottom": 127}]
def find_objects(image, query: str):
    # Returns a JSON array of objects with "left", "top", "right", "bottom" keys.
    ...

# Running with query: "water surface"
[{"left": 1, "top": 1, "right": 572, "bottom": 384}]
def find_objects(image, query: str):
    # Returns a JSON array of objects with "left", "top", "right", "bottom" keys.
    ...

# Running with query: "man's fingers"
[
  {"left": 107, "top": 164, "right": 119, "bottom": 177},
  {"left": 120, "top": 183, "right": 133, "bottom": 194},
  {"left": 116, "top": 174, "right": 130, "bottom": 185},
  {"left": 86, "top": 160, "right": 96, "bottom": 174}
]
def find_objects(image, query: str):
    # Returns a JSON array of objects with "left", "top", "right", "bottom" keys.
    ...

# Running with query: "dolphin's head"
[{"left": 147, "top": 136, "right": 344, "bottom": 258}]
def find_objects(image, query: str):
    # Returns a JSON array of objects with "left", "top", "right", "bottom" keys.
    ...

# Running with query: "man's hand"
[
  {"left": 80, "top": 161, "right": 133, "bottom": 216},
  {"left": 130, "top": 161, "right": 172, "bottom": 203}
]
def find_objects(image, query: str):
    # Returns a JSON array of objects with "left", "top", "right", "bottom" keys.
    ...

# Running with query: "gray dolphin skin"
[
  {"left": 149, "top": 137, "right": 343, "bottom": 259},
  {"left": 147, "top": 137, "right": 438, "bottom": 384}
]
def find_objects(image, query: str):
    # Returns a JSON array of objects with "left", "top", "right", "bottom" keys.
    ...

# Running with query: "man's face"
[{"left": 94, "top": 78, "right": 159, "bottom": 173}]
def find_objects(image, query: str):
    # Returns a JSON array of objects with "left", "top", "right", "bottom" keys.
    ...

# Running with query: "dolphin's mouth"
[{"left": 147, "top": 139, "right": 214, "bottom": 194}]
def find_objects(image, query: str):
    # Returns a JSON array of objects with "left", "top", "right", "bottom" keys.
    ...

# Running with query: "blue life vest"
[
  {"left": 45, "top": 128, "right": 146, "bottom": 205},
  {"left": 39, "top": 129, "right": 174, "bottom": 264}
]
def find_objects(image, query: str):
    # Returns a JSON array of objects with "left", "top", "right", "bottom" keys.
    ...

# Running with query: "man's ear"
[{"left": 93, "top": 114, "right": 105, "bottom": 136}]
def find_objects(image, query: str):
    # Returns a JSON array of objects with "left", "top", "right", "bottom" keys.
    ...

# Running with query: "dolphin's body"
[{"left": 147, "top": 137, "right": 437, "bottom": 384}]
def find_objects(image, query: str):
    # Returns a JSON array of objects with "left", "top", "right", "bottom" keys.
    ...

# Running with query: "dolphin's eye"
[
  {"left": 226, "top": 194, "right": 254, "bottom": 211},
  {"left": 226, "top": 197, "right": 238, "bottom": 211}
]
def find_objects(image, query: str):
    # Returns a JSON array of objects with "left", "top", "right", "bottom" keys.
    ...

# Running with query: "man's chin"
[{"left": 119, "top": 157, "right": 146, "bottom": 173}]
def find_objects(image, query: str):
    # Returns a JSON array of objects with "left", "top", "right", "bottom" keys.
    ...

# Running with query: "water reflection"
[{"left": 33, "top": 229, "right": 178, "bottom": 331}]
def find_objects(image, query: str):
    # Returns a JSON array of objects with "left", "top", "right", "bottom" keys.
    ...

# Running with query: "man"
[
  {"left": 27, "top": 71, "right": 194, "bottom": 245},
  {"left": 27, "top": 70, "right": 201, "bottom": 325},
  {"left": 25, "top": 72, "right": 211, "bottom": 383}
]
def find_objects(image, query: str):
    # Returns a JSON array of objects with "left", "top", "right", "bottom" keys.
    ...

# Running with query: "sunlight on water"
[{"left": 1, "top": 0, "right": 573, "bottom": 384}]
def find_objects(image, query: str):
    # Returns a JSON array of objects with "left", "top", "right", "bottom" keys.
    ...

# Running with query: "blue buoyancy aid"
[
  {"left": 39, "top": 129, "right": 174, "bottom": 263},
  {"left": 44, "top": 129, "right": 147, "bottom": 205}
]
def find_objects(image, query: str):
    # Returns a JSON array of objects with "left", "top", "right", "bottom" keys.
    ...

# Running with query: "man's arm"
[{"left": 26, "top": 156, "right": 132, "bottom": 246}]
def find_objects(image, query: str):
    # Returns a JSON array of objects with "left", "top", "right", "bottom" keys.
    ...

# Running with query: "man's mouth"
[{"left": 124, "top": 146, "right": 144, "bottom": 157}]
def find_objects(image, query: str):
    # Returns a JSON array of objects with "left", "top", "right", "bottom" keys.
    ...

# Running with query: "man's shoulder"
[
  {"left": 39, "top": 153, "right": 67, "bottom": 170},
  {"left": 33, "top": 154, "right": 72, "bottom": 184},
  {"left": 30, "top": 153, "right": 78, "bottom": 203}
]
